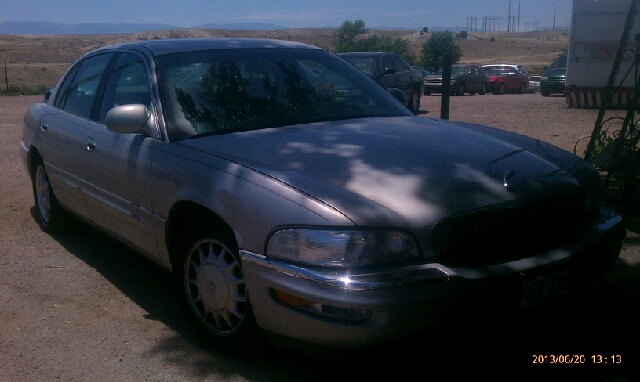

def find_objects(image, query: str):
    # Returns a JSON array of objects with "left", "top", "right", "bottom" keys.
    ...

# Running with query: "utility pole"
[
  {"left": 518, "top": 1, "right": 521, "bottom": 31},
  {"left": 467, "top": 16, "right": 478, "bottom": 31},
  {"left": 508, "top": 1, "right": 512, "bottom": 31},
  {"left": 2, "top": 54, "right": 7, "bottom": 91},
  {"left": 553, "top": 9, "right": 556, "bottom": 30}
]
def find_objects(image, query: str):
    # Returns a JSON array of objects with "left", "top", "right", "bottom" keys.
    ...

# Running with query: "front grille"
[{"left": 430, "top": 194, "right": 586, "bottom": 267}]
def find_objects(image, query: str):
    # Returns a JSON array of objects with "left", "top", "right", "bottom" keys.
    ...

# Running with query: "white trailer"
[{"left": 566, "top": 0, "right": 640, "bottom": 108}]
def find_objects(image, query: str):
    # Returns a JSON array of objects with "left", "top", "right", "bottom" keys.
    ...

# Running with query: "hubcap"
[
  {"left": 185, "top": 240, "right": 246, "bottom": 335},
  {"left": 35, "top": 166, "right": 51, "bottom": 223}
]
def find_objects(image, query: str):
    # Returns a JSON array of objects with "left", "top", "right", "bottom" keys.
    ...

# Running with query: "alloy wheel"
[
  {"left": 35, "top": 165, "right": 51, "bottom": 224},
  {"left": 184, "top": 239, "right": 247, "bottom": 335}
]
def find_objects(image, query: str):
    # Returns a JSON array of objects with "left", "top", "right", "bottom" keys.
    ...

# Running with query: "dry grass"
[{"left": 0, "top": 28, "right": 568, "bottom": 91}]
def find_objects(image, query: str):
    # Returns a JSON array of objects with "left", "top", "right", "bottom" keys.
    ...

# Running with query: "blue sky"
[{"left": 1, "top": 0, "right": 573, "bottom": 30}]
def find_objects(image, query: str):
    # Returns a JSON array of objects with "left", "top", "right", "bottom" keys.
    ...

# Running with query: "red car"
[{"left": 482, "top": 66, "right": 528, "bottom": 95}]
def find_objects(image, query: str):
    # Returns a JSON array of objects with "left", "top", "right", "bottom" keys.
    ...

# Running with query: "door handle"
[
  {"left": 84, "top": 137, "right": 96, "bottom": 152},
  {"left": 40, "top": 124, "right": 48, "bottom": 132}
]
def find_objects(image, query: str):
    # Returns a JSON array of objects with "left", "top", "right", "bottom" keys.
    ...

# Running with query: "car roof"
[
  {"left": 92, "top": 38, "right": 321, "bottom": 56},
  {"left": 482, "top": 64, "right": 520, "bottom": 68}
]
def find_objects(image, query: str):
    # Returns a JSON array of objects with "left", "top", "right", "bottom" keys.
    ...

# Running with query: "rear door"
[{"left": 39, "top": 52, "right": 114, "bottom": 219}]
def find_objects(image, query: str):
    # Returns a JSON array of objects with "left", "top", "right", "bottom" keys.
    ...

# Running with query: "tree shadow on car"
[{"left": 35, "top": 208, "right": 640, "bottom": 381}]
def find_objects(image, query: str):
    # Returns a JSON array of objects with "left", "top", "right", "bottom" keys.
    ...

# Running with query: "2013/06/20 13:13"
[{"left": 532, "top": 354, "right": 623, "bottom": 364}]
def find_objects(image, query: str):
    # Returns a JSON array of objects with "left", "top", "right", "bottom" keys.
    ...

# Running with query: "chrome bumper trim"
[{"left": 240, "top": 250, "right": 450, "bottom": 291}]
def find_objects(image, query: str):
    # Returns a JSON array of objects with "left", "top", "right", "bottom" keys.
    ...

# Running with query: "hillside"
[{"left": 0, "top": 28, "right": 568, "bottom": 92}]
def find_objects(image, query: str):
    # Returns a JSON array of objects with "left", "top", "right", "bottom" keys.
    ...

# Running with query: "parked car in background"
[
  {"left": 482, "top": 67, "right": 528, "bottom": 95},
  {"left": 20, "top": 38, "right": 625, "bottom": 352},
  {"left": 338, "top": 52, "right": 423, "bottom": 113},
  {"left": 424, "top": 64, "right": 489, "bottom": 96},
  {"left": 482, "top": 64, "right": 529, "bottom": 76},
  {"left": 412, "top": 66, "right": 431, "bottom": 78},
  {"left": 540, "top": 68, "right": 567, "bottom": 96},
  {"left": 549, "top": 54, "right": 567, "bottom": 70},
  {"left": 528, "top": 75, "right": 541, "bottom": 93}
]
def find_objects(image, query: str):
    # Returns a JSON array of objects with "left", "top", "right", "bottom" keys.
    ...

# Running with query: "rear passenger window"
[
  {"left": 55, "top": 53, "right": 112, "bottom": 120},
  {"left": 98, "top": 53, "right": 152, "bottom": 124}
]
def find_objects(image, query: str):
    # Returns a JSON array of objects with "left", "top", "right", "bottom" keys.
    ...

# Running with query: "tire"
[
  {"left": 479, "top": 83, "right": 487, "bottom": 95},
  {"left": 175, "top": 217, "right": 264, "bottom": 353},
  {"left": 456, "top": 83, "right": 465, "bottom": 96},
  {"left": 408, "top": 87, "right": 421, "bottom": 114},
  {"left": 425, "top": 90, "right": 432, "bottom": 96},
  {"left": 519, "top": 83, "right": 526, "bottom": 94},
  {"left": 495, "top": 83, "right": 505, "bottom": 95},
  {"left": 541, "top": 90, "right": 550, "bottom": 97},
  {"left": 31, "top": 159, "right": 66, "bottom": 232}
]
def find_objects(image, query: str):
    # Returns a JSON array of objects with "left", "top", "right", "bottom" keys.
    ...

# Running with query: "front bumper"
[
  {"left": 241, "top": 209, "right": 625, "bottom": 348},
  {"left": 541, "top": 81, "right": 565, "bottom": 94}
]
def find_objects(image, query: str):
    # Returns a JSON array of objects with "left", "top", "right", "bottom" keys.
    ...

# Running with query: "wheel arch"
[
  {"left": 26, "top": 146, "right": 42, "bottom": 179},
  {"left": 165, "top": 200, "right": 238, "bottom": 270}
]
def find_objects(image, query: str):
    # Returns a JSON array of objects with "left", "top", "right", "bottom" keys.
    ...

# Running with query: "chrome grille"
[{"left": 430, "top": 195, "right": 585, "bottom": 266}]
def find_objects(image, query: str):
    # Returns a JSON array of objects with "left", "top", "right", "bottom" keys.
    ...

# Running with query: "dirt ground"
[{"left": 1, "top": 94, "right": 639, "bottom": 381}]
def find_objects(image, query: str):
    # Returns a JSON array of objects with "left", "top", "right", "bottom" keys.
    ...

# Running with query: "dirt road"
[{"left": 1, "top": 94, "right": 638, "bottom": 380}]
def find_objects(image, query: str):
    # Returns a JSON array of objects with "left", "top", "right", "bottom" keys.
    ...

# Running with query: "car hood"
[{"left": 179, "top": 116, "right": 592, "bottom": 227}]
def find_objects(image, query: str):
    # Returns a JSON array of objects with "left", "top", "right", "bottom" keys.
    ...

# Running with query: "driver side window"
[{"left": 98, "top": 53, "right": 152, "bottom": 124}]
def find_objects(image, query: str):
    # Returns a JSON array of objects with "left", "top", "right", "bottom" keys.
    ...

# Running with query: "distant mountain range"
[{"left": 0, "top": 21, "right": 467, "bottom": 34}]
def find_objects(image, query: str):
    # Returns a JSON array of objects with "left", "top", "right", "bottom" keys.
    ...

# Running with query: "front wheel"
[
  {"left": 32, "top": 159, "right": 66, "bottom": 232},
  {"left": 408, "top": 88, "right": 421, "bottom": 114},
  {"left": 456, "top": 83, "right": 465, "bottom": 96},
  {"left": 479, "top": 83, "right": 487, "bottom": 95},
  {"left": 175, "top": 219, "right": 264, "bottom": 352},
  {"left": 519, "top": 83, "right": 526, "bottom": 94}
]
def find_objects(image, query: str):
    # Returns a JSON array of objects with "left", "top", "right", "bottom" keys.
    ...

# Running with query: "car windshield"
[{"left": 157, "top": 49, "right": 409, "bottom": 140}]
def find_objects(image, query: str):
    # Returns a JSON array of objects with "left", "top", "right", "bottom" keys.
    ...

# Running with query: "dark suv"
[
  {"left": 338, "top": 52, "right": 423, "bottom": 113},
  {"left": 424, "top": 64, "right": 489, "bottom": 96}
]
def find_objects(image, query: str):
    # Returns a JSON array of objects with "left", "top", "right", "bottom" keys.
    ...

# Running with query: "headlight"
[{"left": 266, "top": 228, "right": 420, "bottom": 268}]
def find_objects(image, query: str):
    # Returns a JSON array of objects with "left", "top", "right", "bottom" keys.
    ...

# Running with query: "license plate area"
[{"left": 520, "top": 268, "right": 570, "bottom": 310}]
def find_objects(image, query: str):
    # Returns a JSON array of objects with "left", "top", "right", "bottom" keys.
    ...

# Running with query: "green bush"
[{"left": 0, "top": 84, "right": 49, "bottom": 96}]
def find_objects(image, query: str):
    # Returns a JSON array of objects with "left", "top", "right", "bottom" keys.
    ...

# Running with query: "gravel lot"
[{"left": 1, "top": 94, "right": 639, "bottom": 380}]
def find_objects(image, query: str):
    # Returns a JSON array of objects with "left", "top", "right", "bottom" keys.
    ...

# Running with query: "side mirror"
[
  {"left": 105, "top": 104, "right": 156, "bottom": 137},
  {"left": 388, "top": 88, "right": 407, "bottom": 105}
]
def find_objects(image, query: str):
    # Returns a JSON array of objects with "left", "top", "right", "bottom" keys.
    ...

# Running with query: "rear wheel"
[
  {"left": 541, "top": 90, "right": 550, "bottom": 96},
  {"left": 479, "top": 83, "right": 487, "bottom": 95},
  {"left": 175, "top": 218, "right": 264, "bottom": 353},
  {"left": 519, "top": 83, "right": 526, "bottom": 94},
  {"left": 31, "top": 159, "right": 66, "bottom": 232},
  {"left": 456, "top": 83, "right": 465, "bottom": 96},
  {"left": 494, "top": 83, "right": 505, "bottom": 95}
]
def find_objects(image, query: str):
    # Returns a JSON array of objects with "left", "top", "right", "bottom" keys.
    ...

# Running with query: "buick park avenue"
[{"left": 20, "top": 38, "right": 625, "bottom": 351}]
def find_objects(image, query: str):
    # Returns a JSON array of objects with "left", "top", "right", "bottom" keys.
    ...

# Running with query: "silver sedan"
[{"left": 20, "top": 38, "right": 625, "bottom": 351}]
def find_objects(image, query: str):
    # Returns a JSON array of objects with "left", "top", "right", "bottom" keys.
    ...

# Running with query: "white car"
[{"left": 528, "top": 75, "right": 541, "bottom": 93}]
